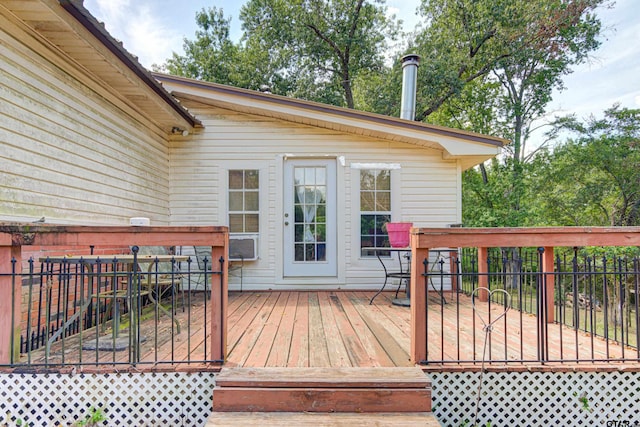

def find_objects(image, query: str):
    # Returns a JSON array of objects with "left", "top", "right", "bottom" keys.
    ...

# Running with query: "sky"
[{"left": 84, "top": 0, "right": 640, "bottom": 135}]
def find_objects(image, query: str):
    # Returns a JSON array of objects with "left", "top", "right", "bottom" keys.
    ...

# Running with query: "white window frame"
[
  {"left": 220, "top": 163, "right": 268, "bottom": 261},
  {"left": 351, "top": 163, "right": 401, "bottom": 259},
  {"left": 228, "top": 169, "right": 260, "bottom": 234}
]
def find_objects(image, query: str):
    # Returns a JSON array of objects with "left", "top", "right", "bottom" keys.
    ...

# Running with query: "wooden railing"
[
  {"left": 410, "top": 227, "right": 640, "bottom": 364},
  {"left": 0, "top": 224, "right": 228, "bottom": 367}
]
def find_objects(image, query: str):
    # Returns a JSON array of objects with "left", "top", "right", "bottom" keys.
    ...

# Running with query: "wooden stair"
[{"left": 207, "top": 367, "right": 440, "bottom": 426}]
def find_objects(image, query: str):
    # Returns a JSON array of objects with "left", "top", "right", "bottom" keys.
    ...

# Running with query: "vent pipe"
[{"left": 400, "top": 54, "right": 420, "bottom": 120}]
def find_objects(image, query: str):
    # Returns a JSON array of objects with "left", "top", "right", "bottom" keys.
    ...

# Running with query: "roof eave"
[
  {"left": 154, "top": 73, "right": 507, "bottom": 164},
  {"left": 154, "top": 73, "right": 505, "bottom": 149},
  {"left": 58, "top": 0, "right": 200, "bottom": 129}
]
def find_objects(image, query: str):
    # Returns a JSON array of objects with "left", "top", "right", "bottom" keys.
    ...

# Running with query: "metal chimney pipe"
[{"left": 400, "top": 54, "right": 420, "bottom": 120}]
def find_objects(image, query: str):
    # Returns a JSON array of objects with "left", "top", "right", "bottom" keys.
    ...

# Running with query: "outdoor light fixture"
[{"left": 171, "top": 126, "right": 189, "bottom": 136}]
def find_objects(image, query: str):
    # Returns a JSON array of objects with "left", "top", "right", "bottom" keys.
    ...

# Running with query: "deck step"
[
  {"left": 213, "top": 367, "right": 432, "bottom": 413},
  {"left": 206, "top": 411, "right": 441, "bottom": 426}
]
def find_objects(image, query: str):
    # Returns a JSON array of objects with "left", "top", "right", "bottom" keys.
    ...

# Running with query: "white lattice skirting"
[
  {"left": 430, "top": 371, "right": 640, "bottom": 427},
  {"left": 1, "top": 371, "right": 639, "bottom": 426},
  {"left": 0, "top": 372, "right": 215, "bottom": 426}
]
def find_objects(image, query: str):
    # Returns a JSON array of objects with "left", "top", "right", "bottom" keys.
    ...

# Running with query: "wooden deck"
[
  {"left": 227, "top": 291, "right": 414, "bottom": 368},
  {"left": 25, "top": 290, "right": 639, "bottom": 369}
]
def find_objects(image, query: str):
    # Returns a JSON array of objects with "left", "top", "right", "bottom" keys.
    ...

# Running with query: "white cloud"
[
  {"left": 92, "top": 0, "right": 129, "bottom": 20},
  {"left": 86, "top": 0, "right": 183, "bottom": 67},
  {"left": 124, "top": 4, "right": 183, "bottom": 66}
]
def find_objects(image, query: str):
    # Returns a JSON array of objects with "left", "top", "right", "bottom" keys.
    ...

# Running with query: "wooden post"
[
  {"left": 477, "top": 247, "right": 489, "bottom": 302},
  {"left": 542, "top": 246, "right": 555, "bottom": 324},
  {"left": 0, "top": 239, "right": 21, "bottom": 364},
  {"left": 410, "top": 232, "right": 429, "bottom": 364},
  {"left": 210, "top": 242, "right": 228, "bottom": 363}
]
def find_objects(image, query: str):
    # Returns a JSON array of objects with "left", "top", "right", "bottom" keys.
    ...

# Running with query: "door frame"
[{"left": 282, "top": 158, "right": 338, "bottom": 278}]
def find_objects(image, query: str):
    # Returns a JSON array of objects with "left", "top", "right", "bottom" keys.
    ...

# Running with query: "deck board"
[
  {"left": 331, "top": 292, "right": 393, "bottom": 367},
  {"left": 229, "top": 292, "right": 281, "bottom": 367},
  {"left": 266, "top": 292, "right": 297, "bottom": 367},
  {"left": 308, "top": 292, "right": 332, "bottom": 367},
  {"left": 318, "top": 292, "right": 352, "bottom": 367},
  {"left": 288, "top": 292, "right": 310, "bottom": 367},
  {"left": 244, "top": 292, "right": 290, "bottom": 367}
]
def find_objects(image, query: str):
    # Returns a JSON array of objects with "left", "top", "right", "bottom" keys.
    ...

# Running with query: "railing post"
[
  {"left": 210, "top": 243, "right": 228, "bottom": 363},
  {"left": 536, "top": 247, "right": 548, "bottom": 362},
  {"left": 410, "top": 232, "right": 428, "bottom": 364},
  {"left": 477, "top": 247, "right": 489, "bottom": 302},
  {"left": 0, "top": 240, "right": 22, "bottom": 364},
  {"left": 542, "top": 246, "right": 555, "bottom": 323}
]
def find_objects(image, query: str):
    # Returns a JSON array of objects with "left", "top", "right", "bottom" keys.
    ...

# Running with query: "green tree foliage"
[
  {"left": 240, "top": 0, "right": 400, "bottom": 108},
  {"left": 161, "top": 1, "right": 399, "bottom": 108},
  {"left": 160, "top": 8, "right": 241, "bottom": 84},
  {"left": 410, "top": 0, "right": 603, "bottom": 123},
  {"left": 491, "top": 0, "right": 603, "bottom": 188},
  {"left": 533, "top": 106, "right": 640, "bottom": 226},
  {"left": 436, "top": 0, "right": 606, "bottom": 227}
]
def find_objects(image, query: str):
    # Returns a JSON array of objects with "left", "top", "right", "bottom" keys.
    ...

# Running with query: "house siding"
[
  {"left": 0, "top": 20, "right": 170, "bottom": 225},
  {"left": 170, "top": 105, "right": 460, "bottom": 290}
]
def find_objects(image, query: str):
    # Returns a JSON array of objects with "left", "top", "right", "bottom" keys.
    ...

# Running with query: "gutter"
[{"left": 58, "top": 0, "right": 199, "bottom": 128}]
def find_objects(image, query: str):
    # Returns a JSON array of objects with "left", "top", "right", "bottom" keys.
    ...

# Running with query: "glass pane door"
[{"left": 284, "top": 159, "right": 336, "bottom": 277}]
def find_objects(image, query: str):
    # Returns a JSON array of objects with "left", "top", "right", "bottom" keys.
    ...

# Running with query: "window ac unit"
[{"left": 229, "top": 235, "right": 258, "bottom": 261}]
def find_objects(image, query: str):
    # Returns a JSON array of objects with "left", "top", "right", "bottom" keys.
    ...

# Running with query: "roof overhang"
[
  {"left": 2, "top": 0, "right": 199, "bottom": 132},
  {"left": 154, "top": 73, "right": 506, "bottom": 170}
]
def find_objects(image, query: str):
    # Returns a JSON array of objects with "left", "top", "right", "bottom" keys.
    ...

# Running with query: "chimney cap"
[{"left": 401, "top": 54, "right": 421, "bottom": 67}]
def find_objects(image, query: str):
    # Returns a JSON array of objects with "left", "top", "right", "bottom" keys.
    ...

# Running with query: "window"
[
  {"left": 228, "top": 170, "right": 259, "bottom": 233},
  {"left": 360, "top": 169, "right": 391, "bottom": 256}
]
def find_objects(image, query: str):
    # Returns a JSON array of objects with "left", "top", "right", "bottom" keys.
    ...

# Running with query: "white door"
[{"left": 283, "top": 159, "right": 337, "bottom": 277}]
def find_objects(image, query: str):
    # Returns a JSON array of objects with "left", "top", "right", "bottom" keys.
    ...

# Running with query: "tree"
[
  {"left": 415, "top": 0, "right": 606, "bottom": 227},
  {"left": 530, "top": 106, "right": 640, "bottom": 327},
  {"left": 160, "top": 8, "right": 241, "bottom": 84},
  {"left": 239, "top": 0, "right": 400, "bottom": 108},
  {"left": 368, "top": 0, "right": 605, "bottom": 213},
  {"left": 535, "top": 106, "right": 640, "bottom": 227},
  {"left": 159, "top": 1, "right": 399, "bottom": 108},
  {"left": 409, "top": 0, "right": 604, "bottom": 124}
]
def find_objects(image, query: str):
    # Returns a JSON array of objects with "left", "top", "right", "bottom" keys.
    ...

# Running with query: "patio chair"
[
  {"left": 136, "top": 246, "right": 185, "bottom": 308},
  {"left": 193, "top": 246, "right": 213, "bottom": 297},
  {"left": 194, "top": 245, "right": 244, "bottom": 294}
]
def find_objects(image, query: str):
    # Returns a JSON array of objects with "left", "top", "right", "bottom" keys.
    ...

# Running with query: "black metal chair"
[{"left": 369, "top": 249, "right": 411, "bottom": 305}]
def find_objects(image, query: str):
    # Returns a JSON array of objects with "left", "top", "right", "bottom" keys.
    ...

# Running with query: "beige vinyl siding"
[
  {"left": 170, "top": 104, "right": 460, "bottom": 290},
  {"left": 0, "top": 24, "right": 170, "bottom": 225}
]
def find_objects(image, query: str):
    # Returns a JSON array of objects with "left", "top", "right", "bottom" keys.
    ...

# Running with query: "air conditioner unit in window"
[{"left": 229, "top": 235, "right": 258, "bottom": 261}]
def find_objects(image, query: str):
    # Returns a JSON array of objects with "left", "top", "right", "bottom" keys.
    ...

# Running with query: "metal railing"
[
  {"left": 3, "top": 249, "right": 224, "bottom": 369},
  {"left": 410, "top": 227, "right": 640, "bottom": 365},
  {"left": 421, "top": 248, "right": 640, "bottom": 364},
  {"left": 458, "top": 247, "right": 640, "bottom": 349},
  {"left": 0, "top": 224, "right": 228, "bottom": 370}
]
